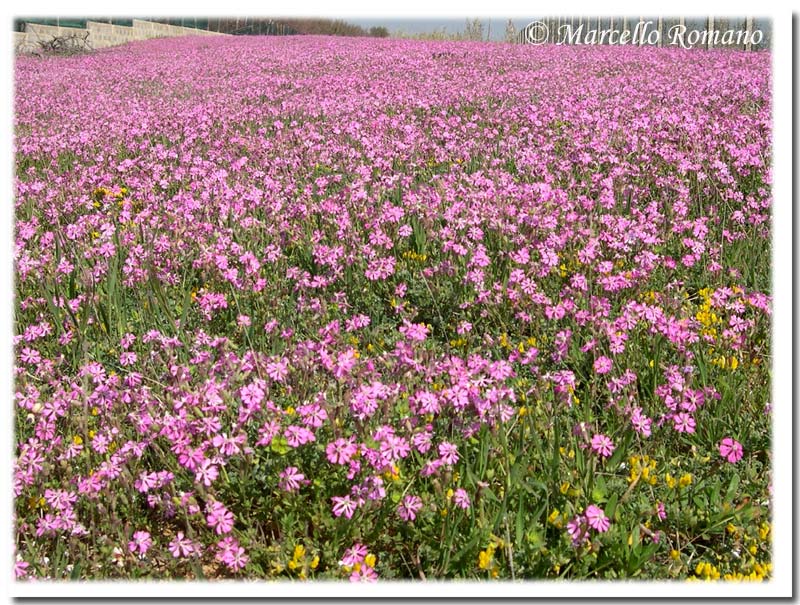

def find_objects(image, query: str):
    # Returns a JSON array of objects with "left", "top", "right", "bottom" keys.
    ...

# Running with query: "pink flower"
[
  {"left": 673, "top": 412, "right": 696, "bottom": 434},
  {"left": 365, "top": 256, "right": 396, "bottom": 281},
  {"left": 279, "top": 466, "right": 308, "bottom": 492},
  {"left": 265, "top": 357, "right": 289, "bottom": 382},
  {"left": 379, "top": 434, "right": 411, "bottom": 461},
  {"left": 128, "top": 530, "right": 152, "bottom": 556},
  {"left": 14, "top": 559, "right": 30, "bottom": 578},
  {"left": 566, "top": 515, "right": 589, "bottom": 546},
  {"left": 350, "top": 564, "right": 378, "bottom": 582},
  {"left": 216, "top": 536, "right": 249, "bottom": 571},
  {"left": 168, "top": 531, "right": 198, "bottom": 558},
  {"left": 332, "top": 495, "right": 358, "bottom": 519},
  {"left": 593, "top": 356, "right": 613, "bottom": 374},
  {"left": 630, "top": 407, "right": 652, "bottom": 437},
  {"left": 590, "top": 434, "right": 615, "bottom": 458},
  {"left": 326, "top": 437, "right": 358, "bottom": 465},
  {"left": 397, "top": 494, "right": 423, "bottom": 521},
  {"left": 284, "top": 425, "right": 316, "bottom": 448},
  {"left": 340, "top": 543, "right": 368, "bottom": 566},
  {"left": 206, "top": 501, "right": 235, "bottom": 534},
  {"left": 438, "top": 442, "right": 459, "bottom": 465},
  {"left": 719, "top": 437, "right": 743, "bottom": 463},
  {"left": 399, "top": 321, "right": 429, "bottom": 342},
  {"left": 194, "top": 459, "right": 219, "bottom": 486},
  {"left": 240, "top": 382, "right": 264, "bottom": 407},
  {"left": 585, "top": 504, "right": 610, "bottom": 532},
  {"left": 452, "top": 488, "right": 471, "bottom": 509}
]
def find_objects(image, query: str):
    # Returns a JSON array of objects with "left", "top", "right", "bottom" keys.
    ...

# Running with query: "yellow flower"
[
  {"left": 478, "top": 548, "right": 494, "bottom": 570},
  {"left": 73, "top": 435, "right": 83, "bottom": 446},
  {"left": 310, "top": 555, "right": 319, "bottom": 570},
  {"left": 679, "top": 473, "right": 692, "bottom": 488},
  {"left": 293, "top": 544, "right": 306, "bottom": 560},
  {"left": 364, "top": 553, "right": 376, "bottom": 567}
]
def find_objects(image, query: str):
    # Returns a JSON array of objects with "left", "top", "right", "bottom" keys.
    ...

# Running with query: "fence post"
[
  {"left": 657, "top": 16, "right": 663, "bottom": 47},
  {"left": 745, "top": 16, "right": 753, "bottom": 51},
  {"left": 707, "top": 16, "right": 713, "bottom": 49}
]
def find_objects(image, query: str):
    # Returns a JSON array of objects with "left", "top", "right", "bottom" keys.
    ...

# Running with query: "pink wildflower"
[
  {"left": 585, "top": 504, "right": 611, "bottom": 532},
  {"left": 719, "top": 437, "right": 743, "bottom": 463},
  {"left": 590, "top": 434, "right": 615, "bottom": 458}
]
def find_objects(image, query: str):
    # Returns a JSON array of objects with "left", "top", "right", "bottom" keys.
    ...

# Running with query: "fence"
[{"left": 517, "top": 17, "right": 771, "bottom": 50}]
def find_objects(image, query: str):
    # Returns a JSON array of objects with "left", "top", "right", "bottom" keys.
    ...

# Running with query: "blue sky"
[
  {"left": 348, "top": 17, "right": 771, "bottom": 42},
  {"left": 348, "top": 18, "right": 534, "bottom": 40}
]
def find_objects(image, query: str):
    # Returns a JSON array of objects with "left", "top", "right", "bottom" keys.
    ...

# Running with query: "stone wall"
[
  {"left": 87, "top": 21, "right": 149, "bottom": 49},
  {"left": 132, "top": 19, "right": 224, "bottom": 38},
  {"left": 15, "top": 19, "right": 227, "bottom": 54}
]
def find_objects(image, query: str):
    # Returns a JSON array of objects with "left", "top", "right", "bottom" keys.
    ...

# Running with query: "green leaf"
[
  {"left": 606, "top": 492, "right": 619, "bottom": 519},
  {"left": 725, "top": 474, "right": 740, "bottom": 503},
  {"left": 70, "top": 562, "right": 82, "bottom": 580},
  {"left": 606, "top": 434, "right": 628, "bottom": 470},
  {"left": 515, "top": 504, "right": 525, "bottom": 546},
  {"left": 270, "top": 436, "right": 290, "bottom": 456}
]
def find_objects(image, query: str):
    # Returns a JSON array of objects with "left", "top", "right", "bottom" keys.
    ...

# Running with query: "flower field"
[{"left": 13, "top": 36, "right": 772, "bottom": 582}]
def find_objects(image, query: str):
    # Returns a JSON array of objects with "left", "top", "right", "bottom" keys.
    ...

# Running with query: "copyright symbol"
[{"left": 524, "top": 21, "right": 549, "bottom": 45}]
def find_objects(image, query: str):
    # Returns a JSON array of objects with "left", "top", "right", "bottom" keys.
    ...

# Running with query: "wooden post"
[
  {"left": 746, "top": 16, "right": 753, "bottom": 51},
  {"left": 707, "top": 16, "right": 714, "bottom": 49}
]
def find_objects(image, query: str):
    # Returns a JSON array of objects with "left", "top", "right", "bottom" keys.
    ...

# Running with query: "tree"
[
  {"left": 463, "top": 18, "right": 485, "bottom": 41},
  {"left": 504, "top": 19, "right": 517, "bottom": 43},
  {"left": 369, "top": 26, "right": 389, "bottom": 38}
]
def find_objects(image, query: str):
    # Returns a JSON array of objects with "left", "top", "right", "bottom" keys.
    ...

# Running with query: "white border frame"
[{"left": 2, "top": 0, "right": 793, "bottom": 600}]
